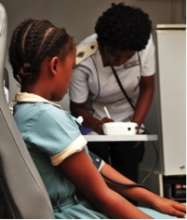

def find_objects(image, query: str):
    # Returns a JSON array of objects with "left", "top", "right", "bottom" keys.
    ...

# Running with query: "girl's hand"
[{"left": 152, "top": 197, "right": 186, "bottom": 218}]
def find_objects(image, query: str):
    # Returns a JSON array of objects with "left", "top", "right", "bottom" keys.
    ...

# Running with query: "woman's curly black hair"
[
  {"left": 95, "top": 3, "right": 152, "bottom": 54},
  {"left": 9, "top": 19, "right": 74, "bottom": 88}
]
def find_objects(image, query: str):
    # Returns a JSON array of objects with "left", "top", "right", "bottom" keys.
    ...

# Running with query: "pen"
[{"left": 103, "top": 106, "right": 112, "bottom": 119}]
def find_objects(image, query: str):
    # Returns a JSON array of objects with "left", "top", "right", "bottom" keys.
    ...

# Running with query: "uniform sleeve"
[
  {"left": 69, "top": 64, "right": 91, "bottom": 104},
  {"left": 140, "top": 35, "right": 156, "bottom": 77},
  {"left": 24, "top": 107, "right": 87, "bottom": 166}
]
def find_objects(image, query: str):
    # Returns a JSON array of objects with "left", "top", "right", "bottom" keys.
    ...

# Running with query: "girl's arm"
[
  {"left": 59, "top": 150, "right": 152, "bottom": 219},
  {"left": 131, "top": 75, "right": 155, "bottom": 126},
  {"left": 101, "top": 163, "right": 186, "bottom": 218}
]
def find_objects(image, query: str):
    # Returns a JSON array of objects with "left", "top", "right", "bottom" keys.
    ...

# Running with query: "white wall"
[
  {"left": 1, "top": 0, "right": 185, "bottom": 44},
  {"left": 157, "top": 27, "right": 186, "bottom": 175}
]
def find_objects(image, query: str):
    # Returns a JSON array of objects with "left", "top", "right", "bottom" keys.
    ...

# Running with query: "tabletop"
[{"left": 84, "top": 134, "right": 158, "bottom": 142}]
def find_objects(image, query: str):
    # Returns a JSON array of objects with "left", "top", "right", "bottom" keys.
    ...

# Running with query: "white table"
[{"left": 84, "top": 134, "right": 158, "bottom": 142}]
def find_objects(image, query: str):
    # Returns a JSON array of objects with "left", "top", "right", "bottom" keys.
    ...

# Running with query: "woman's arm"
[
  {"left": 70, "top": 101, "right": 112, "bottom": 134},
  {"left": 101, "top": 163, "right": 186, "bottom": 218},
  {"left": 131, "top": 75, "right": 155, "bottom": 126},
  {"left": 59, "top": 150, "right": 152, "bottom": 219}
]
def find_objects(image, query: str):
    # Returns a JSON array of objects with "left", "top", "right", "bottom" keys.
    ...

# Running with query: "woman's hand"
[
  {"left": 96, "top": 117, "right": 113, "bottom": 134},
  {"left": 152, "top": 197, "right": 186, "bottom": 218}
]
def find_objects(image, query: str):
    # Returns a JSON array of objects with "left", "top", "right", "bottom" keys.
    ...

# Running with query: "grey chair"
[{"left": 0, "top": 3, "right": 54, "bottom": 218}]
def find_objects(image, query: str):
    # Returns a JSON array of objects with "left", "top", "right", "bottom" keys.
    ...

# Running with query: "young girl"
[{"left": 10, "top": 19, "right": 185, "bottom": 219}]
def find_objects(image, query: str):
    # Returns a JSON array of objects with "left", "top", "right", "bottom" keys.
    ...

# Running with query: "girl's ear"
[{"left": 50, "top": 56, "right": 60, "bottom": 76}]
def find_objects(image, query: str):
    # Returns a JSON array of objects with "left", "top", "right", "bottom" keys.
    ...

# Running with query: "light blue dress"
[{"left": 14, "top": 102, "right": 175, "bottom": 219}]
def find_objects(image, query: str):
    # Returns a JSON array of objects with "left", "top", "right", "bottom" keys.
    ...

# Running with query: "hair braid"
[
  {"left": 9, "top": 19, "right": 34, "bottom": 82},
  {"left": 37, "top": 28, "right": 70, "bottom": 62},
  {"left": 23, "top": 20, "right": 53, "bottom": 78},
  {"left": 9, "top": 19, "right": 74, "bottom": 87}
]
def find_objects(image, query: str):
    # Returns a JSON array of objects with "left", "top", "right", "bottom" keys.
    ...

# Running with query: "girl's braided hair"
[{"left": 9, "top": 19, "right": 74, "bottom": 86}]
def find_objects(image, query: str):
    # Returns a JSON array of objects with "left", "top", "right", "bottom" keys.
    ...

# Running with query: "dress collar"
[
  {"left": 15, "top": 92, "right": 61, "bottom": 108},
  {"left": 15, "top": 92, "right": 84, "bottom": 125}
]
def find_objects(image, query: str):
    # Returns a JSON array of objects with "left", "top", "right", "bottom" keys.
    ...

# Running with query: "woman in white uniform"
[{"left": 70, "top": 3, "right": 155, "bottom": 182}]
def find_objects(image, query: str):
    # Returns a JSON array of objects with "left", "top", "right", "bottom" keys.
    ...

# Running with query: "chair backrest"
[{"left": 0, "top": 4, "right": 54, "bottom": 218}]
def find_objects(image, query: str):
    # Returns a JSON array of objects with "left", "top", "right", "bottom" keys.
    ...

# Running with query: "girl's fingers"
[
  {"left": 171, "top": 208, "right": 186, "bottom": 218},
  {"left": 172, "top": 202, "right": 186, "bottom": 213}
]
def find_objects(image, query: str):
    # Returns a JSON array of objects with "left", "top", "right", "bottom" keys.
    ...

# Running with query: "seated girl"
[{"left": 10, "top": 19, "right": 186, "bottom": 219}]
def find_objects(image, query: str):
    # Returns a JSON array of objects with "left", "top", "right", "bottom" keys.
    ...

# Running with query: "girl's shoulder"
[
  {"left": 15, "top": 102, "right": 78, "bottom": 131},
  {"left": 37, "top": 103, "right": 78, "bottom": 127},
  {"left": 34, "top": 103, "right": 73, "bottom": 123},
  {"left": 15, "top": 102, "right": 68, "bottom": 123}
]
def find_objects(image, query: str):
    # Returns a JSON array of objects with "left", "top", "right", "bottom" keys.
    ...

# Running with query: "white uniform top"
[{"left": 70, "top": 34, "right": 155, "bottom": 122}]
